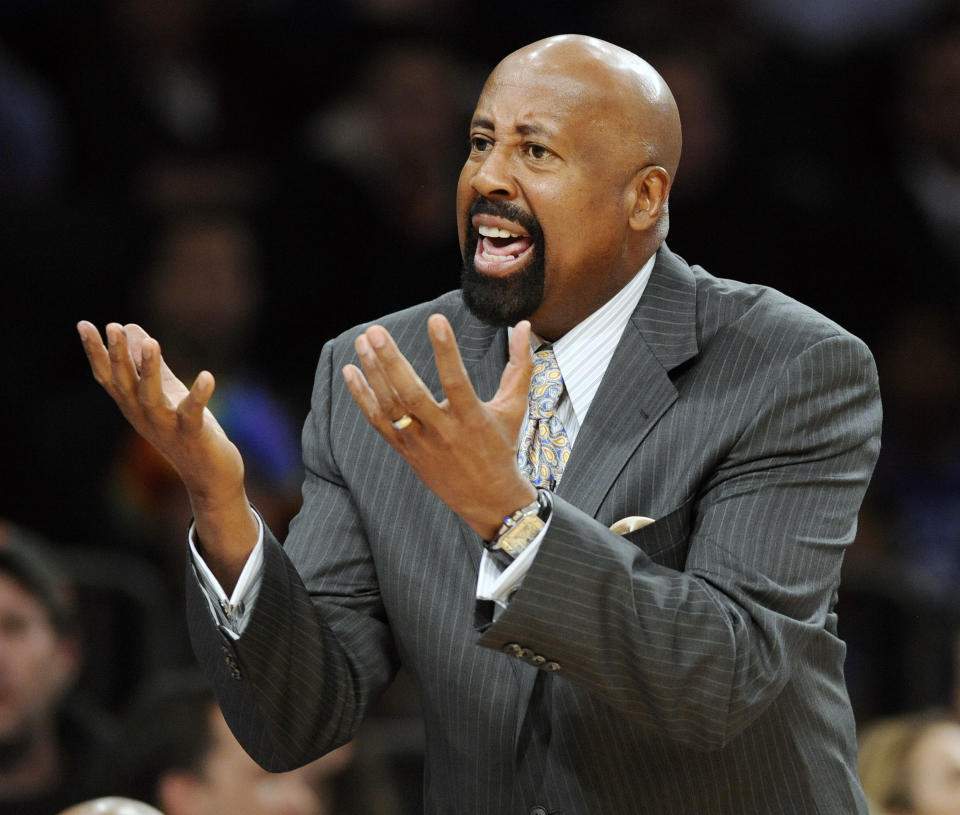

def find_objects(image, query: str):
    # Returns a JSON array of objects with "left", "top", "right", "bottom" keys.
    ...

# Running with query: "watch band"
[{"left": 485, "top": 489, "right": 552, "bottom": 558}]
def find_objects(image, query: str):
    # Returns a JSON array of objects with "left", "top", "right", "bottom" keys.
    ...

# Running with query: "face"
[
  {"left": 186, "top": 705, "right": 321, "bottom": 815},
  {"left": 906, "top": 723, "right": 960, "bottom": 815},
  {"left": 0, "top": 574, "right": 76, "bottom": 748},
  {"left": 457, "top": 48, "right": 649, "bottom": 339}
]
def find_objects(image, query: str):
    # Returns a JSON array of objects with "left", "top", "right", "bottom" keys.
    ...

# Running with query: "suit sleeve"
[
  {"left": 477, "top": 331, "right": 881, "bottom": 750},
  {"left": 186, "top": 340, "right": 398, "bottom": 772}
]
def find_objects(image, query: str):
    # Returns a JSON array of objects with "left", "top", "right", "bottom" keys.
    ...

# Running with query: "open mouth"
[{"left": 474, "top": 224, "right": 534, "bottom": 274}]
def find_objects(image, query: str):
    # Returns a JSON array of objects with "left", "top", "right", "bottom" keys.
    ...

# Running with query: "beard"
[{"left": 460, "top": 198, "right": 546, "bottom": 327}]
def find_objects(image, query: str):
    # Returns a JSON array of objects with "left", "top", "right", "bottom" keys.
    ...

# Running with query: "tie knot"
[{"left": 529, "top": 347, "right": 564, "bottom": 417}]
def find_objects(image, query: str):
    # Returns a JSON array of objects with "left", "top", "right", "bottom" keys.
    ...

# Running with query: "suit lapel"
[
  {"left": 461, "top": 321, "right": 510, "bottom": 402},
  {"left": 556, "top": 246, "right": 700, "bottom": 517},
  {"left": 417, "top": 302, "right": 505, "bottom": 402}
]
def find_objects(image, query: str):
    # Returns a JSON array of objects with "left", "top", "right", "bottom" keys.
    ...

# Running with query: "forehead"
[
  {"left": 916, "top": 724, "right": 960, "bottom": 763},
  {"left": 472, "top": 64, "right": 621, "bottom": 139}
]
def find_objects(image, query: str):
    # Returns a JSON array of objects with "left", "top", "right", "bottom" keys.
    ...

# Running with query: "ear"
[
  {"left": 627, "top": 166, "right": 671, "bottom": 232},
  {"left": 157, "top": 771, "right": 205, "bottom": 815}
]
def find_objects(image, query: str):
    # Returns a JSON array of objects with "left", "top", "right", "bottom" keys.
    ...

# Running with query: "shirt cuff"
[
  {"left": 187, "top": 508, "right": 264, "bottom": 639},
  {"left": 475, "top": 512, "right": 551, "bottom": 612}
]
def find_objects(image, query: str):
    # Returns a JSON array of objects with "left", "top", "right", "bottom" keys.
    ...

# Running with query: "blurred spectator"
[
  {"left": 841, "top": 303, "right": 960, "bottom": 718},
  {"left": 858, "top": 711, "right": 960, "bottom": 815},
  {"left": 106, "top": 211, "right": 302, "bottom": 599},
  {"left": 647, "top": 47, "right": 744, "bottom": 278},
  {"left": 116, "top": 670, "right": 349, "bottom": 815},
  {"left": 895, "top": 14, "right": 960, "bottom": 278},
  {"left": 872, "top": 304, "right": 960, "bottom": 598},
  {"left": 66, "top": 0, "right": 271, "bottom": 207},
  {"left": 0, "top": 522, "right": 115, "bottom": 814},
  {"left": 59, "top": 798, "right": 164, "bottom": 815},
  {"left": 298, "top": 37, "right": 473, "bottom": 315}
]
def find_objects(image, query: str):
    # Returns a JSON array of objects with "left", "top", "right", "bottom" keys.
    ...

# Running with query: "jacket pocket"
[{"left": 620, "top": 497, "right": 694, "bottom": 569}]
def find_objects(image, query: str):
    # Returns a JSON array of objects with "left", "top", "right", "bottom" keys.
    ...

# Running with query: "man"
[
  {"left": 0, "top": 524, "right": 114, "bottom": 813},
  {"left": 115, "top": 671, "right": 336, "bottom": 815},
  {"left": 78, "top": 34, "right": 882, "bottom": 814}
]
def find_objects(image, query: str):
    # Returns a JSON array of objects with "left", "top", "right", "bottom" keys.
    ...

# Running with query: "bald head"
[
  {"left": 458, "top": 34, "right": 682, "bottom": 337},
  {"left": 58, "top": 798, "right": 164, "bottom": 815},
  {"left": 492, "top": 35, "right": 682, "bottom": 180}
]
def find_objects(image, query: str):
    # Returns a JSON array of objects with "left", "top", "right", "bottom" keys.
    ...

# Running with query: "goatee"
[{"left": 460, "top": 199, "right": 545, "bottom": 327}]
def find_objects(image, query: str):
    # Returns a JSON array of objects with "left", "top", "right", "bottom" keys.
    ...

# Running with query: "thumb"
[{"left": 178, "top": 370, "right": 216, "bottom": 434}]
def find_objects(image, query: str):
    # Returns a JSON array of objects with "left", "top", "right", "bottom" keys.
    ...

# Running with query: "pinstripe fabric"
[{"left": 187, "top": 245, "right": 881, "bottom": 814}]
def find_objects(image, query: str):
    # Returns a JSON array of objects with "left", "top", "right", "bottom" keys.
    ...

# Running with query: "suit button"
[
  {"left": 518, "top": 648, "right": 535, "bottom": 662},
  {"left": 503, "top": 643, "right": 522, "bottom": 657},
  {"left": 543, "top": 661, "right": 561, "bottom": 672},
  {"left": 530, "top": 807, "right": 548, "bottom": 815},
  {"left": 530, "top": 654, "right": 546, "bottom": 666},
  {"left": 224, "top": 654, "right": 241, "bottom": 677}
]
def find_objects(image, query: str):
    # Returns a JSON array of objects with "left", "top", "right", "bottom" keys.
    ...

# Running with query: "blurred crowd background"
[{"left": 0, "top": 0, "right": 959, "bottom": 811}]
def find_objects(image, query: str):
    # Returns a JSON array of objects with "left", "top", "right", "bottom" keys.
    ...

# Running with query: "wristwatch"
[{"left": 485, "top": 489, "right": 552, "bottom": 558}]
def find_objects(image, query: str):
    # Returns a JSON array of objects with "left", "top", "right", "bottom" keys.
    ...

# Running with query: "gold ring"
[{"left": 391, "top": 413, "right": 414, "bottom": 430}]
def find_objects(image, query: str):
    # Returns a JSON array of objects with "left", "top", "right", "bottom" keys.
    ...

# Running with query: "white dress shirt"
[{"left": 191, "top": 254, "right": 656, "bottom": 633}]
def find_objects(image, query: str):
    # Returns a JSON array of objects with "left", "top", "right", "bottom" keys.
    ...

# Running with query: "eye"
[
  {"left": 470, "top": 135, "right": 493, "bottom": 153},
  {"left": 524, "top": 143, "right": 551, "bottom": 160}
]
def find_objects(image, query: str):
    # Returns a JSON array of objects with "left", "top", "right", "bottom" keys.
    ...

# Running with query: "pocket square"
[{"left": 609, "top": 515, "right": 655, "bottom": 535}]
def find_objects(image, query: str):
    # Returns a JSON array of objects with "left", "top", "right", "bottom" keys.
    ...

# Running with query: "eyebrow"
[{"left": 471, "top": 118, "right": 555, "bottom": 138}]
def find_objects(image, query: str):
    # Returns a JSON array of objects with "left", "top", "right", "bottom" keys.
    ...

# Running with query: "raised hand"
[
  {"left": 77, "top": 321, "right": 257, "bottom": 586},
  {"left": 342, "top": 314, "right": 537, "bottom": 540}
]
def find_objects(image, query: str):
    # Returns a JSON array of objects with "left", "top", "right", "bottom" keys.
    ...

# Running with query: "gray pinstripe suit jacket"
[{"left": 187, "top": 245, "right": 882, "bottom": 814}]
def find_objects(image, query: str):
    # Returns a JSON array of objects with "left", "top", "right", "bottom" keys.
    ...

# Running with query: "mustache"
[{"left": 468, "top": 198, "right": 542, "bottom": 239}]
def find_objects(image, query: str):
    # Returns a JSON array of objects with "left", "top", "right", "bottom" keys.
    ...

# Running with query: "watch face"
[{"left": 497, "top": 515, "right": 544, "bottom": 556}]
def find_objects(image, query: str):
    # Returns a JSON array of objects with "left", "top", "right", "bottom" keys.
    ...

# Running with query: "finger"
[
  {"left": 105, "top": 322, "right": 140, "bottom": 395},
  {"left": 492, "top": 320, "right": 534, "bottom": 412},
  {"left": 123, "top": 323, "right": 150, "bottom": 370},
  {"left": 137, "top": 337, "right": 166, "bottom": 410},
  {"left": 364, "top": 325, "right": 440, "bottom": 422},
  {"left": 426, "top": 314, "right": 479, "bottom": 412},
  {"left": 118, "top": 323, "right": 189, "bottom": 404},
  {"left": 354, "top": 331, "right": 406, "bottom": 420},
  {"left": 343, "top": 363, "right": 393, "bottom": 431},
  {"left": 77, "top": 321, "right": 113, "bottom": 390},
  {"left": 177, "top": 370, "right": 215, "bottom": 434}
]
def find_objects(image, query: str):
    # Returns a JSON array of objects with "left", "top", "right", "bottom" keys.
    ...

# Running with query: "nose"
[{"left": 469, "top": 144, "right": 516, "bottom": 199}]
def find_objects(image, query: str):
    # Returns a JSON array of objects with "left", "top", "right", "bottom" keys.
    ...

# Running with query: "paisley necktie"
[{"left": 518, "top": 346, "right": 571, "bottom": 491}]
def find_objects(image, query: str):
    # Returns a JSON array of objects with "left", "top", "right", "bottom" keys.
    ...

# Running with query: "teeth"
[
  {"left": 481, "top": 250, "right": 517, "bottom": 262},
  {"left": 478, "top": 225, "right": 523, "bottom": 238}
]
